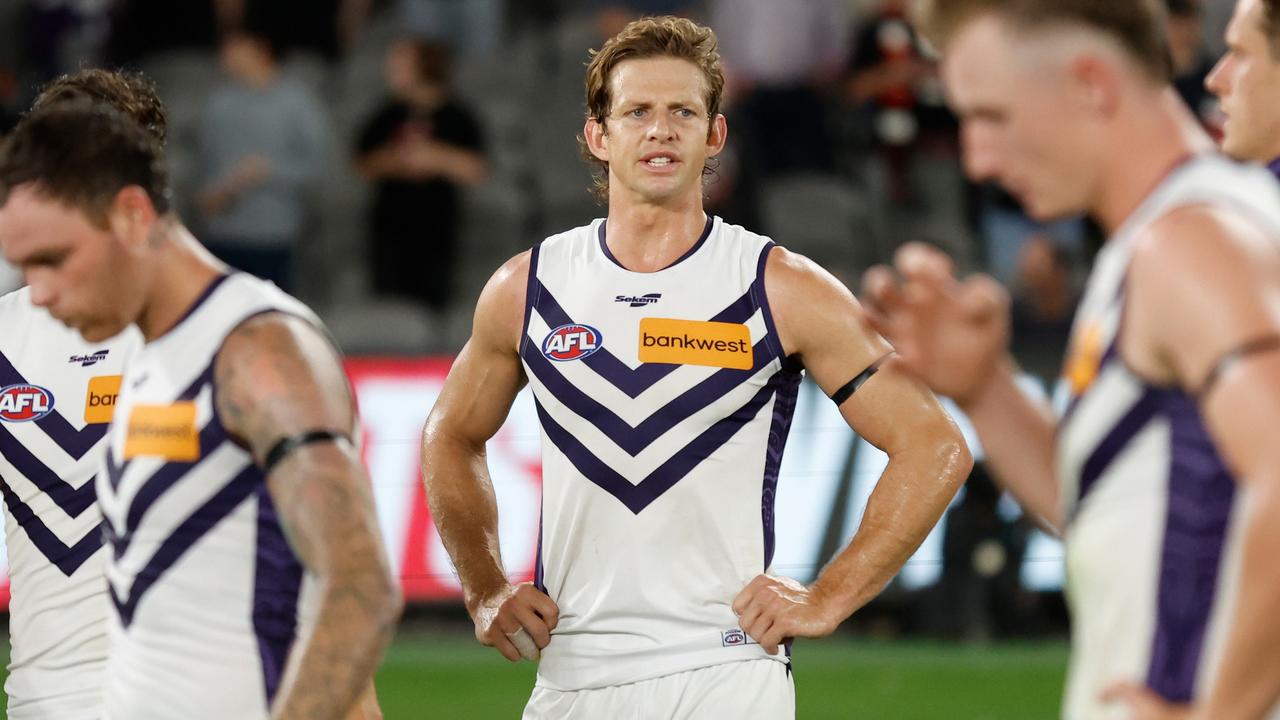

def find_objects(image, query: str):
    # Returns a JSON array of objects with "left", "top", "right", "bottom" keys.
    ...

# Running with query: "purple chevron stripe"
[
  {"left": 0, "top": 422, "right": 97, "bottom": 518},
  {"left": 0, "top": 349, "right": 108, "bottom": 459},
  {"left": 107, "top": 421, "right": 232, "bottom": 560},
  {"left": 253, "top": 482, "right": 304, "bottom": 705},
  {"left": 105, "top": 359, "right": 218, "bottom": 490},
  {"left": 598, "top": 215, "right": 714, "bottom": 272},
  {"left": 534, "top": 373, "right": 786, "bottom": 514},
  {"left": 523, "top": 336, "right": 774, "bottom": 456},
  {"left": 533, "top": 516, "right": 545, "bottom": 593},
  {"left": 1075, "top": 387, "right": 1162, "bottom": 504},
  {"left": 110, "top": 463, "right": 261, "bottom": 627},
  {"left": 529, "top": 281, "right": 759, "bottom": 398},
  {"left": 1145, "top": 391, "right": 1235, "bottom": 702},
  {"left": 519, "top": 243, "right": 542, "bottom": 359},
  {"left": 762, "top": 371, "right": 802, "bottom": 569},
  {"left": 0, "top": 476, "right": 103, "bottom": 576}
]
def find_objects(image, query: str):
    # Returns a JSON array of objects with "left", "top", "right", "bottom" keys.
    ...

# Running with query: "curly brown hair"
[
  {"left": 578, "top": 16, "right": 725, "bottom": 204},
  {"left": 32, "top": 69, "right": 167, "bottom": 143}
]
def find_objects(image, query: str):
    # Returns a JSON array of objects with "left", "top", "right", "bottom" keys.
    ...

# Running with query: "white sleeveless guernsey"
[
  {"left": 1056, "top": 155, "right": 1280, "bottom": 719},
  {"left": 99, "top": 273, "right": 322, "bottom": 719},
  {"left": 0, "top": 287, "right": 140, "bottom": 719},
  {"left": 522, "top": 216, "right": 804, "bottom": 691}
]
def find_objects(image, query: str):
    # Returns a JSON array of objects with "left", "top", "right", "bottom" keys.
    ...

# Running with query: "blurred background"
[{"left": 0, "top": 0, "right": 1240, "bottom": 716}]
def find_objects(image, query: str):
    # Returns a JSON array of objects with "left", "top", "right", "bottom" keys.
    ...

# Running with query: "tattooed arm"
[{"left": 215, "top": 313, "right": 402, "bottom": 720}]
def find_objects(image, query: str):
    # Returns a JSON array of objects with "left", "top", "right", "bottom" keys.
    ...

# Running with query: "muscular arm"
[
  {"left": 734, "top": 248, "right": 972, "bottom": 651},
  {"left": 421, "top": 253, "right": 559, "bottom": 660},
  {"left": 1120, "top": 207, "right": 1280, "bottom": 719},
  {"left": 215, "top": 314, "right": 401, "bottom": 720}
]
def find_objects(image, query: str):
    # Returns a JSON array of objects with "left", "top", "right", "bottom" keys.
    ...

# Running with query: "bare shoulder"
[
  {"left": 762, "top": 245, "right": 888, "bottom": 386},
  {"left": 472, "top": 250, "right": 533, "bottom": 354},
  {"left": 215, "top": 312, "right": 353, "bottom": 460},
  {"left": 1132, "top": 203, "right": 1280, "bottom": 286}
]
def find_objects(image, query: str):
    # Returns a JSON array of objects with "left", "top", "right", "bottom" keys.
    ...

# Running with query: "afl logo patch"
[
  {"left": 0, "top": 384, "right": 55, "bottom": 422},
  {"left": 542, "top": 324, "right": 603, "bottom": 362}
]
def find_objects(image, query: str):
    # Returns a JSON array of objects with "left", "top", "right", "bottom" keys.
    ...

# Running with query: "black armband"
[
  {"left": 830, "top": 352, "right": 895, "bottom": 406},
  {"left": 1197, "top": 335, "right": 1280, "bottom": 399},
  {"left": 262, "top": 430, "right": 352, "bottom": 474}
]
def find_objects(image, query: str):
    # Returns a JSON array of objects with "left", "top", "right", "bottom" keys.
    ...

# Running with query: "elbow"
[{"left": 938, "top": 422, "right": 974, "bottom": 491}]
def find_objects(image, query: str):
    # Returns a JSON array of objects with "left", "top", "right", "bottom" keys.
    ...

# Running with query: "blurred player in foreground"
[
  {"left": 862, "top": 1, "right": 1280, "bottom": 718},
  {"left": 422, "top": 15, "right": 970, "bottom": 719},
  {"left": 0, "top": 69, "right": 157, "bottom": 720},
  {"left": 1206, "top": 0, "right": 1280, "bottom": 179},
  {"left": 0, "top": 101, "right": 400, "bottom": 719}
]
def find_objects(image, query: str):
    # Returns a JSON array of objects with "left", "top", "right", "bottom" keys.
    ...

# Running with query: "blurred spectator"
[
  {"left": 710, "top": 0, "right": 849, "bottom": 176},
  {"left": 107, "top": 0, "right": 222, "bottom": 65},
  {"left": 399, "top": 0, "right": 504, "bottom": 57},
  {"left": 1009, "top": 234, "right": 1079, "bottom": 386},
  {"left": 980, "top": 186, "right": 1085, "bottom": 290},
  {"left": 355, "top": 39, "right": 486, "bottom": 311},
  {"left": 845, "top": 0, "right": 955, "bottom": 203},
  {"left": 196, "top": 27, "right": 329, "bottom": 292},
  {"left": 1167, "top": 0, "right": 1218, "bottom": 125},
  {"left": 219, "top": 0, "right": 373, "bottom": 61}
]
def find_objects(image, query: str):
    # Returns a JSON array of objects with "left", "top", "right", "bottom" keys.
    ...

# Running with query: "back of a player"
[
  {"left": 97, "top": 273, "right": 322, "bottom": 719},
  {"left": 1057, "top": 154, "right": 1280, "bottom": 718},
  {"left": 0, "top": 287, "right": 140, "bottom": 719}
]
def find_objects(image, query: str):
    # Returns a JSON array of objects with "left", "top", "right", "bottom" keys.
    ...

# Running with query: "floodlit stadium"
[{"left": 2, "top": 0, "right": 1278, "bottom": 718}]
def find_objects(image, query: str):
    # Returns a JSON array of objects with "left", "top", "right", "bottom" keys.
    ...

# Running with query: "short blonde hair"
[{"left": 914, "top": 0, "right": 1172, "bottom": 81}]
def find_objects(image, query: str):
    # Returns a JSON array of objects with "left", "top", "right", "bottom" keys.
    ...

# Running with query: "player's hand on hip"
[
  {"left": 472, "top": 582, "right": 559, "bottom": 662},
  {"left": 732, "top": 575, "right": 841, "bottom": 655},
  {"left": 1101, "top": 681, "right": 1194, "bottom": 720},
  {"left": 861, "top": 242, "right": 1011, "bottom": 405}
]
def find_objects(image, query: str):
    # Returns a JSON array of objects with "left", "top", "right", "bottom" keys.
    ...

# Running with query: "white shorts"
[{"left": 523, "top": 658, "right": 794, "bottom": 720}]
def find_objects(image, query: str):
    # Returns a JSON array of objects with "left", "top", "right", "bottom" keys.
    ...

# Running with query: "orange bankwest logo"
[
  {"left": 637, "top": 318, "right": 752, "bottom": 370},
  {"left": 124, "top": 402, "right": 199, "bottom": 461},
  {"left": 1064, "top": 323, "right": 1103, "bottom": 396},
  {"left": 84, "top": 375, "right": 122, "bottom": 424}
]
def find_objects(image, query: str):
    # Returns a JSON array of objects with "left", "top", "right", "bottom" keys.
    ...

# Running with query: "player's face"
[
  {"left": 1207, "top": 0, "right": 1280, "bottom": 162},
  {"left": 942, "top": 16, "right": 1097, "bottom": 220},
  {"left": 0, "top": 186, "right": 144, "bottom": 341},
  {"left": 589, "top": 57, "right": 727, "bottom": 206}
]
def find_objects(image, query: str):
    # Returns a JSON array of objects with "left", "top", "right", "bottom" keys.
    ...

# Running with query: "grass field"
[{"left": 0, "top": 627, "right": 1069, "bottom": 718}]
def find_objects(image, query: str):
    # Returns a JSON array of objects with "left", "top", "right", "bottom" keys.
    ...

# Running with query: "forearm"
[
  {"left": 432, "top": 145, "right": 488, "bottom": 186},
  {"left": 1196, "top": 478, "right": 1280, "bottom": 720},
  {"left": 811, "top": 432, "right": 969, "bottom": 615},
  {"left": 272, "top": 564, "right": 399, "bottom": 719},
  {"left": 960, "top": 359, "right": 1063, "bottom": 532},
  {"left": 421, "top": 432, "right": 509, "bottom": 614}
]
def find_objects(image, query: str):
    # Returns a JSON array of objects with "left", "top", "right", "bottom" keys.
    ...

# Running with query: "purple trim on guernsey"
[
  {"left": 529, "top": 281, "right": 757, "bottom": 398},
  {"left": 598, "top": 215, "right": 714, "bottom": 272},
  {"left": 105, "top": 359, "right": 218, "bottom": 490},
  {"left": 0, "top": 423, "right": 97, "bottom": 517},
  {"left": 1145, "top": 390, "right": 1236, "bottom": 702},
  {"left": 105, "top": 417, "right": 231, "bottom": 560},
  {"left": 148, "top": 272, "right": 232, "bottom": 345},
  {"left": 1268, "top": 156, "right": 1280, "bottom": 182},
  {"left": 519, "top": 244, "right": 542, "bottom": 360},
  {"left": 750, "top": 242, "right": 803, "bottom": 373},
  {"left": 533, "top": 372, "right": 789, "bottom": 514},
  {"left": 0, "top": 349, "right": 107, "bottom": 459},
  {"left": 533, "top": 517, "right": 545, "bottom": 593},
  {"left": 762, "top": 371, "right": 802, "bottom": 569},
  {"left": 0, "top": 479, "right": 102, "bottom": 575},
  {"left": 1074, "top": 386, "right": 1162, "bottom": 505},
  {"left": 110, "top": 463, "right": 260, "bottom": 627},
  {"left": 252, "top": 483, "right": 304, "bottom": 704},
  {"left": 522, "top": 337, "right": 774, "bottom": 455}
]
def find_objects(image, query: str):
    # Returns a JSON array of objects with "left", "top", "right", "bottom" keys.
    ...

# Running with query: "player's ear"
[
  {"left": 106, "top": 185, "right": 158, "bottom": 249},
  {"left": 1067, "top": 54, "right": 1121, "bottom": 118},
  {"left": 706, "top": 113, "right": 728, "bottom": 158},
  {"left": 584, "top": 117, "right": 609, "bottom": 162}
]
